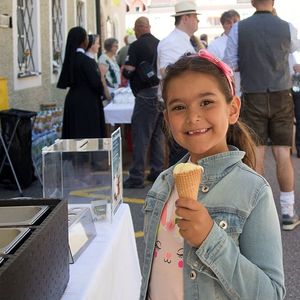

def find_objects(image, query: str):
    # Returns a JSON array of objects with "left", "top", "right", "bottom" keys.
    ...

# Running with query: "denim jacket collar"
[{"left": 162, "top": 146, "right": 245, "bottom": 187}]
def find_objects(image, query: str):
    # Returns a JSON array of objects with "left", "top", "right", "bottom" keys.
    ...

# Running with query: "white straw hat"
[{"left": 172, "top": 1, "right": 200, "bottom": 17}]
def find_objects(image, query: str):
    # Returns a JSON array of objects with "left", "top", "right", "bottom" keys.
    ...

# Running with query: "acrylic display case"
[{"left": 42, "top": 129, "right": 123, "bottom": 220}]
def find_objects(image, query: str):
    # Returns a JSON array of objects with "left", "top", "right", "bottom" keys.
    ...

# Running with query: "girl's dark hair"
[
  {"left": 104, "top": 38, "right": 118, "bottom": 52},
  {"left": 162, "top": 55, "right": 256, "bottom": 169}
]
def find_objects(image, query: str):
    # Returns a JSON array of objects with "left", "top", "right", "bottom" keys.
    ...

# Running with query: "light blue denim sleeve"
[{"left": 195, "top": 184, "right": 285, "bottom": 300}]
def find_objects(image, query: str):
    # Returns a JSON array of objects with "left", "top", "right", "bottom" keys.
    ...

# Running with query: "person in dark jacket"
[
  {"left": 57, "top": 26, "right": 106, "bottom": 138},
  {"left": 122, "top": 17, "right": 164, "bottom": 188}
]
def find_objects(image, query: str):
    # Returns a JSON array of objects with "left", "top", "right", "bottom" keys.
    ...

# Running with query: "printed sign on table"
[{"left": 111, "top": 127, "right": 123, "bottom": 215}]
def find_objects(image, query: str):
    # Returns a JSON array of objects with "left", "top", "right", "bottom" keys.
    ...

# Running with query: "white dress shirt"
[
  {"left": 207, "top": 34, "right": 228, "bottom": 60},
  {"left": 207, "top": 34, "right": 241, "bottom": 96},
  {"left": 157, "top": 28, "right": 195, "bottom": 79}
]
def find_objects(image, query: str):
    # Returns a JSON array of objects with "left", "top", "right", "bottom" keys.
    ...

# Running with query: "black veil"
[{"left": 57, "top": 26, "right": 87, "bottom": 89}]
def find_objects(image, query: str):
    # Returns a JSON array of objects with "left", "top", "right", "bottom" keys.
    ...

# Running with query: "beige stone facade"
[{"left": 0, "top": 0, "right": 126, "bottom": 111}]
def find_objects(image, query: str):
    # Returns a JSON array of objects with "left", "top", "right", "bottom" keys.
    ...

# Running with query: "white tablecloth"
[
  {"left": 104, "top": 102, "right": 134, "bottom": 125},
  {"left": 104, "top": 87, "right": 135, "bottom": 125},
  {"left": 61, "top": 204, "right": 141, "bottom": 300}
]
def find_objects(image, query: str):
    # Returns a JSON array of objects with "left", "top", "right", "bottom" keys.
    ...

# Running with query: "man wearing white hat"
[
  {"left": 157, "top": 0, "right": 199, "bottom": 165},
  {"left": 157, "top": 1, "right": 199, "bottom": 79}
]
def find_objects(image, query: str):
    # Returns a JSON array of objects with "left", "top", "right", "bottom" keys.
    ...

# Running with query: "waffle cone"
[{"left": 173, "top": 163, "right": 203, "bottom": 200}]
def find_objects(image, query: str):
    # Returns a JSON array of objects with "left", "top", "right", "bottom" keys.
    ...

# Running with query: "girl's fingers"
[
  {"left": 175, "top": 198, "right": 203, "bottom": 210},
  {"left": 176, "top": 218, "right": 190, "bottom": 230}
]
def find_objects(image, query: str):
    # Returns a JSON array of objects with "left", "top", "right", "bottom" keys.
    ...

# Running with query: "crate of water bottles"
[
  {"left": 32, "top": 129, "right": 57, "bottom": 179},
  {"left": 33, "top": 105, "right": 63, "bottom": 137},
  {"left": 292, "top": 72, "right": 300, "bottom": 93}
]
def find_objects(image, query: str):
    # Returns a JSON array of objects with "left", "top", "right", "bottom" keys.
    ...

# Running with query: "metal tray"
[
  {"left": 0, "top": 206, "right": 49, "bottom": 226},
  {"left": 0, "top": 228, "right": 30, "bottom": 255}
]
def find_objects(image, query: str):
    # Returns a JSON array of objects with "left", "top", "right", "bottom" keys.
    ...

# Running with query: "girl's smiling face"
[{"left": 164, "top": 71, "right": 240, "bottom": 163}]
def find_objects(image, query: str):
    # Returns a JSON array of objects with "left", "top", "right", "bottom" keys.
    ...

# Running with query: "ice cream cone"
[{"left": 173, "top": 163, "right": 204, "bottom": 200}]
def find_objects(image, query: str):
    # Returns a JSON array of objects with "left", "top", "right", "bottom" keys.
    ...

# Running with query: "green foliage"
[{"left": 126, "top": 28, "right": 134, "bottom": 36}]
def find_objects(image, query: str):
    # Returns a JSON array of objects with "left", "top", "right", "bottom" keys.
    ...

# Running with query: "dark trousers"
[
  {"left": 129, "top": 87, "right": 164, "bottom": 182},
  {"left": 168, "top": 140, "right": 187, "bottom": 166},
  {"left": 292, "top": 90, "right": 300, "bottom": 151}
]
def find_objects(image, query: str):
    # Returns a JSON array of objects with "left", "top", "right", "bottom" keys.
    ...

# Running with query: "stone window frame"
[
  {"left": 13, "top": 0, "right": 42, "bottom": 90},
  {"left": 76, "top": 0, "right": 86, "bottom": 28},
  {"left": 51, "top": 0, "right": 66, "bottom": 82}
]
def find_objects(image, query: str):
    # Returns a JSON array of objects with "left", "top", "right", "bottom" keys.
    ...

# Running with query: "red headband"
[{"left": 194, "top": 49, "right": 235, "bottom": 96}]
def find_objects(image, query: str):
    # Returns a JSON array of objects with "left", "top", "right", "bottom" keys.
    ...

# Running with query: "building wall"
[
  {"left": 126, "top": 0, "right": 254, "bottom": 42},
  {"left": 0, "top": 0, "right": 126, "bottom": 111},
  {"left": 100, "top": 0, "right": 126, "bottom": 47},
  {"left": 126, "top": 0, "right": 300, "bottom": 43}
]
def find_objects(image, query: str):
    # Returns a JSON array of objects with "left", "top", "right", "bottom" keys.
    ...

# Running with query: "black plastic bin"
[{"left": 0, "top": 109, "right": 37, "bottom": 188}]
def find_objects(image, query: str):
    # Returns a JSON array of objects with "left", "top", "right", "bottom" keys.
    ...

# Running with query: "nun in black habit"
[{"left": 57, "top": 26, "right": 106, "bottom": 138}]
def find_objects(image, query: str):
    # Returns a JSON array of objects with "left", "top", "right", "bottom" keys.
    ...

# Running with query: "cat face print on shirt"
[{"left": 154, "top": 240, "right": 184, "bottom": 268}]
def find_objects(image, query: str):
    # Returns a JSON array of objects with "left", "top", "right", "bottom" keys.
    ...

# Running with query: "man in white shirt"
[
  {"left": 208, "top": 10, "right": 240, "bottom": 60},
  {"left": 157, "top": 1, "right": 199, "bottom": 79},
  {"left": 157, "top": 0, "right": 199, "bottom": 165}
]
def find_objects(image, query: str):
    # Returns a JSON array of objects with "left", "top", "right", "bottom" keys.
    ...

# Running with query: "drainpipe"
[{"left": 95, "top": 0, "right": 102, "bottom": 56}]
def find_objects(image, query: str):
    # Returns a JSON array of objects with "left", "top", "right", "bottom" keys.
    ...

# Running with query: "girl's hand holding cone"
[
  {"left": 173, "top": 162, "right": 213, "bottom": 247},
  {"left": 175, "top": 198, "right": 213, "bottom": 247}
]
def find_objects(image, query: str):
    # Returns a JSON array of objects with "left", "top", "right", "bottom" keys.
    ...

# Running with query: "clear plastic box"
[{"left": 42, "top": 132, "right": 123, "bottom": 220}]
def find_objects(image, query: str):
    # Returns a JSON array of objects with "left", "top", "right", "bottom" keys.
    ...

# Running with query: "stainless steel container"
[
  {"left": 0, "top": 227, "right": 30, "bottom": 254},
  {"left": 0, "top": 205, "right": 48, "bottom": 226}
]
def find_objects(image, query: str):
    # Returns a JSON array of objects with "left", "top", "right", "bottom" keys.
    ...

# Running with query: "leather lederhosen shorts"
[{"left": 241, "top": 90, "right": 294, "bottom": 146}]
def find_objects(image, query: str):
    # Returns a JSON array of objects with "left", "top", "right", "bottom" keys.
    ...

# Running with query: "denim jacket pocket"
[{"left": 208, "top": 207, "right": 247, "bottom": 244}]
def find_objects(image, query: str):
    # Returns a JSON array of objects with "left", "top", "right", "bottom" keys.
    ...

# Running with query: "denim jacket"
[{"left": 140, "top": 147, "right": 285, "bottom": 300}]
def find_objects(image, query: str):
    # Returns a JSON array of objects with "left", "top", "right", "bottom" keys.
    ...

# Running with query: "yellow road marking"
[
  {"left": 123, "top": 197, "right": 144, "bottom": 204},
  {"left": 69, "top": 187, "right": 145, "bottom": 204},
  {"left": 135, "top": 231, "right": 144, "bottom": 238}
]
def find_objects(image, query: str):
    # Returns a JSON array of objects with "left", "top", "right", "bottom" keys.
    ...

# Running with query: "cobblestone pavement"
[{"left": 0, "top": 147, "right": 299, "bottom": 299}]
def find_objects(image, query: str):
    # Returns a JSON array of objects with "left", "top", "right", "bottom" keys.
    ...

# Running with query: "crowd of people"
[{"left": 57, "top": 0, "right": 300, "bottom": 298}]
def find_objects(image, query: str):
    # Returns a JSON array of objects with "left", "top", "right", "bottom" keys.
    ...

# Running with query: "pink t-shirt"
[{"left": 148, "top": 187, "right": 184, "bottom": 300}]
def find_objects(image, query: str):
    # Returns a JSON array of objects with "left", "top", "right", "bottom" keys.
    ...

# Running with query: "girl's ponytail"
[{"left": 227, "top": 121, "right": 257, "bottom": 169}]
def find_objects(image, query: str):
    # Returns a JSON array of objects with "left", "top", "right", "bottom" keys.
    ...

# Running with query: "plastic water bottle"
[{"left": 292, "top": 72, "right": 300, "bottom": 92}]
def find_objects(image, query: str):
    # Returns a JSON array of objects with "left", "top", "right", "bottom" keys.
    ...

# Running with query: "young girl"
[{"left": 140, "top": 50, "right": 285, "bottom": 300}]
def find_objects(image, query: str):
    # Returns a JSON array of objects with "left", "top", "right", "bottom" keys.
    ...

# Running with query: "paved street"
[{"left": 0, "top": 147, "right": 299, "bottom": 299}]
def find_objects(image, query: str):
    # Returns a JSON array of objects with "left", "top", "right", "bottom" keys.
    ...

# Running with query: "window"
[
  {"left": 16, "top": 0, "right": 40, "bottom": 78},
  {"left": 207, "top": 16, "right": 221, "bottom": 27},
  {"left": 106, "top": 17, "right": 112, "bottom": 38},
  {"left": 76, "top": 0, "right": 86, "bottom": 28},
  {"left": 52, "top": 0, "right": 64, "bottom": 75}
]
